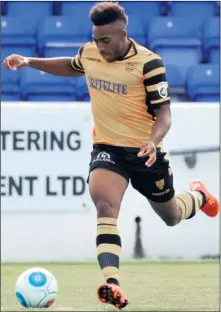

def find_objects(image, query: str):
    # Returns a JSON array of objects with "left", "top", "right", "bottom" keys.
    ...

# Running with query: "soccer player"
[{"left": 4, "top": 2, "right": 219, "bottom": 310}]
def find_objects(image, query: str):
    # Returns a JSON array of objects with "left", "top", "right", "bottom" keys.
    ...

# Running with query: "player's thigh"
[
  {"left": 89, "top": 168, "right": 128, "bottom": 206},
  {"left": 131, "top": 152, "right": 176, "bottom": 220},
  {"left": 147, "top": 165, "right": 179, "bottom": 223},
  {"left": 88, "top": 145, "right": 129, "bottom": 217}
]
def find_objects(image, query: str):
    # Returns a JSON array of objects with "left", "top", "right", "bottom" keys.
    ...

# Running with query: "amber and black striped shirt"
[{"left": 71, "top": 39, "right": 170, "bottom": 148}]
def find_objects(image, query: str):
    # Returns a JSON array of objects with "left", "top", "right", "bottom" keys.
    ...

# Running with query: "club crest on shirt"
[
  {"left": 157, "top": 82, "right": 168, "bottom": 98},
  {"left": 125, "top": 62, "right": 138, "bottom": 73}
]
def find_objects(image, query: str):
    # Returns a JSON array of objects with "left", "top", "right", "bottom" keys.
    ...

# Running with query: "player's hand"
[
  {"left": 4, "top": 54, "right": 29, "bottom": 71},
  {"left": 137, "top": 140, "right": 156, "bottom": 167}
]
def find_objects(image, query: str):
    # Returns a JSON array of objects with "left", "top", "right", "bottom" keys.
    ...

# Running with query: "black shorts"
[{"left": 88, "top": 144, "right": 175, "bottom": 203}]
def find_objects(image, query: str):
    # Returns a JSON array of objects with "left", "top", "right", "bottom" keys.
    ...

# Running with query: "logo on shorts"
[
  {"left": 155, "top": 179, "right": 164, "bottom": 190},
  {"left": 152, "top": 189, "right": 170, "bottom": 196},
  {"left": 157, "top": 82, "right": 168, "bottom": 98},
  {"left": 97, "top": 152, "right": 110, "bottom": 161},
  {"left": 92, "top": 152, "right": 115, "bottom": 164},
  {"left": 125, "top": 62, "right": 138, "bottom": 73}
]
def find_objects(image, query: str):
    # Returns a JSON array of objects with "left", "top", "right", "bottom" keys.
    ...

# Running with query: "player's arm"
[
  {"left": 150, "top": 103, "right": 171, "bottom": 144},
  {"left": 4, "top": 55, "right": 84, "bottom": 77},
  {"left": 138, "top": 57, "right": 171, "bottom": 166},
  {"left": 4, "top": 47, "right": 85, "bottom": 77},
  {"left": 143, "top": 57, "right": 171, "bottom": 146}
]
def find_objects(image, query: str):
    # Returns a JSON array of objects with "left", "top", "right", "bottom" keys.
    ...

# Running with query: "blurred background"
[{"left": 1, "top": 0, "right": 220, "bottom": 102}]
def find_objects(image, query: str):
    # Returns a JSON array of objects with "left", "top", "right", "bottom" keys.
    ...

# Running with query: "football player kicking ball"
[{"left": 4, "top": 2, "right": 219, "bottom": 310}]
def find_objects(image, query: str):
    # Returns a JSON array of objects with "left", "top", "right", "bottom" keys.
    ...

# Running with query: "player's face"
[{"left": 93, "top": 24, "right": 126, "bottom": 62}]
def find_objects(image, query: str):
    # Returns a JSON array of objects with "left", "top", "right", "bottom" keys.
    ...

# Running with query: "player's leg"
[
  {"left": 89, "top": 169, "right": 128, "bottom": 309},
  {"left": 148, "top": 180, "right": 219, "bottom": 226},
  {"left": 88, "top": 145, "right": 129, "bottom": 309},
  {"left": 89, "top": 168, "right": 127, "bottom": 284},
  {"left": 131, "top": 150, "right": 219, "bottom": 226}
]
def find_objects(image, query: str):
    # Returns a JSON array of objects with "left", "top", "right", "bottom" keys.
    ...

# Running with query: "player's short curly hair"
[{"left": 89, "top": 2, "right": 128, "bottom": 26}]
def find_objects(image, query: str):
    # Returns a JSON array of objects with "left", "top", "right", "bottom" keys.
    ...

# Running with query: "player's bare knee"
[
  {"left": 164, "top": 217, "right": 180, "bottom": 226},
  {"left": 96, "top": 199, "right": 118, "bottom": 218},
  {"left": 160, "top": 210, "right": 181, "bottom": 226},
  {"left": 163, "top": 211, "right": 182, "bottom": 226}
]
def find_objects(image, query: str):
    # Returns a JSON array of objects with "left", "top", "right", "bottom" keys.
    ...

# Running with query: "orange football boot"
[
  {"left": 97, "top": 283, "right": 128, "bottom": 309},
  {"left": 190, "top": 180, "right": 219, "bottom": 217}
]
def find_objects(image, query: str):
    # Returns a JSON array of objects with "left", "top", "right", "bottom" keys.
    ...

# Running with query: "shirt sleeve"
[
  {"left": 71, "top": 45, "right": 85, "bottom": 73},
  {"left": 143, "top": 57, "right": 170, "bottom": 109}
]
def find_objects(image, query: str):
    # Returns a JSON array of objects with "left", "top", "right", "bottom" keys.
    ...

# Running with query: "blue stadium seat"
[
  {"left": 169, "top": 1, "right": 217, "bottom": 30},
  {"left": 38, "top": 16, "right": 90, "bottom": 57},
  {"left": 20, "top": 67, "right": 76, "bottom": 101},
  {"left": 1, "top": 0, "right": 7, "bottom": 15},
  {"left": 165, "top": 64, "right": 186, "bottom": 98},
  {"left": 203, "top": 17, "right": 220, "bottom": 64},
  {"left": 187, "top": 65, "right": 220, "bottom": 102},
  {"left": 1, "top": 17, "right": 36, "bottom": 47},
  {"left": 127, "top": 19, "right": 146, "bottom": 46},
  {"left": 42, "top": 46, "right": 79, "bottom": 58},
  {"left": 75, "top": 76, "right": 90, "bottom": 101},
  {"left": 2, "top": 67, "right": 21, "bottom": 100},
  {"left": 120, "top": 1, "right": 161, "bottom": 25},
  {"left": 148, "top": 17, "right": 202, "bottom": 76},
  {"left": 7, "top": 1, "right": 53, "bottom": 31},
  {"left": 2, "top": 94, "right": 21, "bottom": 101},
  {"left": 60, "top": 1, "right": 94, "bottom": 39},
  {"left": 27, "top": 95, "right": 76, "bottom": 102},
  {"left": 1, "top": 47, "right": 37, "bottom": 62},
  {"left": 61, "top": 1, "right": 96, "bottom": 17}
]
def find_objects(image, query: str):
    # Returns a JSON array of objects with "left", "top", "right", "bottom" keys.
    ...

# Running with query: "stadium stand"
[
  {"left": 119, "top": 1, "right": 162, "bottom": 26},
  {"left": 1, "top": 1, "right": 220, "bottom": 102},
  {"left": 37, "top": 16, "right": 88, "bottom": 57},
  {"left": 148, "top": 17, "right": 202, "bottom": 78},
  {"left": 203, "top": 17, "right": 220, "bottom": 64},
  {"left": 2, "top": 66, "right": 21, "bottom": 101},
  {"left": 20, "top": 67, "right": 76, "bottom": 101},
  {"left": 60, "top": 1, "right": 96, "bottom": 18},
  {"left": 0, "top": 0, "right": 8, "bottom": 16},
  {"left": 6, "top": 1, "right": 53, "bottom": 30},
  {"left": 74, "top": 76, "right": 90, "bottom": 102},
  {"left": 165, "top": 64, "right": 186, "bottom": 100},
  {"left": 169, "top": 1, "right": 218, "bottom": 30},
  {"left": 1, "top": 17, "right": 37, "bottom": 59},
  {"left": 187, "top": 64, "right": 220, "bottom": 102},
  {"left": 126, "top": 19, "right": 147, "bottom": 47}
]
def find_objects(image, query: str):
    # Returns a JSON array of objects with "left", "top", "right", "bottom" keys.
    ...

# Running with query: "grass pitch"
[{"left": 1, "top": 261, "right": 219, "bottom": 311}]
